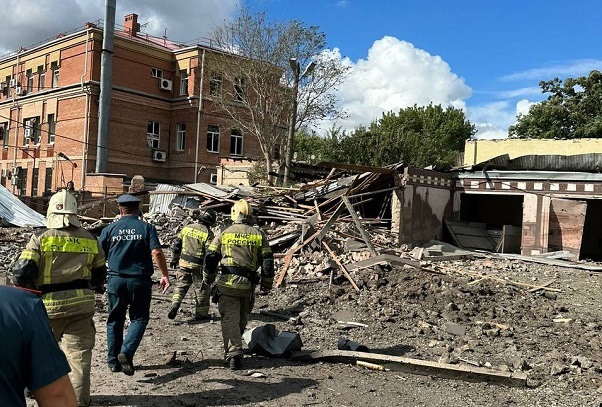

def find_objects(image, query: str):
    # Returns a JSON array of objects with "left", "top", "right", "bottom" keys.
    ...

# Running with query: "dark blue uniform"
[
  {"left": 100, "top": 215, "right": 162, "bottom": 370},
  {"left": 0, "top": 286, "right": 71, "bottom": 406}
]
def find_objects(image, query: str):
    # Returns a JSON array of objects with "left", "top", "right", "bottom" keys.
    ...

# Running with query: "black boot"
[
  {"left": 168, "top": 304, "right": 180, "bottom": 319},
  {"left": 229, "top": 355, "right": 242, "bottom": 370}
]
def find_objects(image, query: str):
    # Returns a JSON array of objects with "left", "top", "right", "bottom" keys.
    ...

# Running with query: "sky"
[{"left": 1, "top": 0, "right": 601, "bottom": 139}]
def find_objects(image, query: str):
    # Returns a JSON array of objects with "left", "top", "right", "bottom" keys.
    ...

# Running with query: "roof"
[{"left": 462, "top": 153, "right": 602, "bottom": 173}]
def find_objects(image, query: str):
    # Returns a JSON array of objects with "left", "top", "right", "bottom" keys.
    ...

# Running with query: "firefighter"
[
  {"left": 168, "top": 208, "right": 217, "bottom": 320},
  {"left": 204, "top": 199, "right": 274, "bottom": 370},
  {"left": 11, "top": 189, "right": 107, "bottom": 407}
]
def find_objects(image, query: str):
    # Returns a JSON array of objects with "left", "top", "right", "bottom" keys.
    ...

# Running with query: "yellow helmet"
[{"left": 231, "top": 199, "right": 253, "bottom": 222}]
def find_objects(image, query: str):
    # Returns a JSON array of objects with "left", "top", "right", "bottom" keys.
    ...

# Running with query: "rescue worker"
[
  {"left": 204, "top": 199, "right": 274, "bottom": 370},
  {"left": 100, "top": 194, "right": 170, "bottom": 376},
  {"left": 11, "top": 189, "right": 107, "bottom": 407},
  {"left": 168, "top": 208, "right": 217, "bottom": 320}
]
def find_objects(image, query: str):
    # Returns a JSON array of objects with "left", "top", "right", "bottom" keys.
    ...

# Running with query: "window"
[
  {"left": 24, "top": 117, "right": 39, "bottom": 145},
  {"left": 209, "top": 74, "right": 222, "bottom": 97},
  {"left": 176, "top": 123, "right": 185, "bottom": 151},
  {"left": 179, "top": 70, "right": 188, "bottom": 96},
  {"left": 44, "top": 168, "right": 53, "bottom": 197},
  {"left": 51, "top": 62, "right": 59, "bottom": 88},
  {"left": 147, "top": 121, "right": 160, "bottom": 148},
  {"left": 38, "top": 65, "right": 45, "bottom": 91},
  {"left": 234, "top": 77, "right": 246, "bottom": 102},
  {"left": 26, "top": 69, "right": 33, "bottom": 93},
  {"left": 0, "top": 168, "right": 5, "bottom": 187},
  {"left": 31, "top": 168, "right": 39, "bottom": 197},
  {"left": 47, "top": 114, "right": 55, "bottom": 144},
  {"left": 0, "top": 122, "right": 7, "bottom": 148},
  {"left": 230, "top": 129, "right": 243, "bottom": 156},
  {"left": 150, "top": 68, "right": 163, "bottom": 78},
  {"left": 206, "top": 125, "right": 219, "bottom": 153},
  {"left": 5, "top": 76, "right": 11, "bottom": 97},
  {"left": 19, "top": 168, "right": 27, "bottom": 196}
]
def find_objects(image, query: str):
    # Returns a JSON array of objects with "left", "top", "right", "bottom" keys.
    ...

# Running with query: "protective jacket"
[
  {"left": 171, "top": 223, "right": 213, "bottom": 270},
  {"left": 204, "top": 222, "right": 274, "bottom": 296},
  {"left": 12, "top": 226, "right": 107, "bottom": 318}
]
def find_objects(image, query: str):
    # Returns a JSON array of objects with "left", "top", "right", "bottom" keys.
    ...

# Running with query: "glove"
[
  {"left": 170, "top": 260, "right": 178, "bottom": 269},
  {"left": 92, "top": 283, "right": 106, "bottom": 295}
]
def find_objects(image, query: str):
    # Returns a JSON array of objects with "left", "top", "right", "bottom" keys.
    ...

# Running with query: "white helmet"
[{"left": 46, "top": 190, "right": 80, "bottom": 229}]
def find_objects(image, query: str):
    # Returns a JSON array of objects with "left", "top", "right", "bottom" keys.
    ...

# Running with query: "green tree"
[
  {"left": 209, "top": 7, "right": 349, "bottom": 184},
  {"left": 321, "top": 104, "right": 475, "bottom": 168},
  {"left": 509, "top": 70, "right": 602, "bottom": 139}
]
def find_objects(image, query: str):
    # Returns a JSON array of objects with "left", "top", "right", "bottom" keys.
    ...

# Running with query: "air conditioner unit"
[
  {"left": 160, "top": 79, "right": 172, "bottom": 91},
  {"left": 24, "top": 127, "right": 33, "bottom": 139},
  {"left": 1, "top": 169, "right": 7, "bottom": 177},
  {"left": 151, "top": 149, "right": 167, "bottom": 162},
  {"left": 15, "top": 86, "right": 24, "bottom": 95},
  {"left": 12, "top": 166, "right": 21, "bottom": 176},
  {"left": 209, "top": 173, "right": 218, "bottom": 185},
  {"left": 9, "top": 78, "right": 17, "bottom": 88}
]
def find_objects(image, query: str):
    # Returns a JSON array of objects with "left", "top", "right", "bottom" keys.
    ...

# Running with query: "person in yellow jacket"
[
  {"left": 168, "top": 208, "right": 217, "bottom": 320},
  {"left": 11, "top": 189, "right": 107, "bottom": 407},
  {"left": 204, "top": 199, "right": 274, "bottom": 370}
]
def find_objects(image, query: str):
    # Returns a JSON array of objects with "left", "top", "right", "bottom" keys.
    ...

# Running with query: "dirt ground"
[
  {"left": 13, "top": 254, "right": 601, "bottom": 406},
  {"left": 3, "top": 223, "right": 601, "bottom": 407}
]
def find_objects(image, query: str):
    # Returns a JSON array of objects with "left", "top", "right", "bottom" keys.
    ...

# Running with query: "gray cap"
[{"left": 116, "top": 194, "right": 141, "bottom": 206}]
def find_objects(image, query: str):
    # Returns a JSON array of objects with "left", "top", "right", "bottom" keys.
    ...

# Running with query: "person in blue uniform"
[
  {"left": 100, "top": 194, "right": 170, "bottom": 376},
  {"left": 0, "top": 285, "right": 77, "bottom": 407}
]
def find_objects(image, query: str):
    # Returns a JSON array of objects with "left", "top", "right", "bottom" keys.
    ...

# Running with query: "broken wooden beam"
[
  {"left": 345, "top": 254, "right": 421, "bottom": 272},
  {"left": 322, "top": 241, "right": 360, "bottom": 291},
  {"left": 290, "top": 350, "right": 528, "bottom": 387}
]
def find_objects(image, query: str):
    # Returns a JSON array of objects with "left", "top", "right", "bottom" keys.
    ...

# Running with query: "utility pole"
[{"left": 96, "top": 0, "right": 116, "bottom": 173}]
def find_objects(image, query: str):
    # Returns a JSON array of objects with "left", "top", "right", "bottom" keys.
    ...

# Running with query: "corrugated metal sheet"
[
  {"left": 183, "top": 183, "right": 236, "bottom": 198},
  {"left": 148, "top": 184, "right": 186, "bottom": 214},
  {"left": 0, "top": 185, "right": 45, "bottom": 227},
  {"left": 468, "top": 153, "right": 602, "bottom": 173}
]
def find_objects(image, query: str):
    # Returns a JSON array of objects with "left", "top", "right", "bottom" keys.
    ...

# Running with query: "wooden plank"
[
  {"left": 290, "top": 350, "right": 527, "bottom": 387},
  {"left": 342, "top": 196, "right": 377, "bottom": 256},
  {"left": 527, "top": 279, "right": 556, "bottom": 293},
  {"left": 274, "top": 230, "right": 322, "bottom": 288},
  {"left": 346, "top": 254, "right": 421, "bottom": 272},
  {"left": 322, "top": 241, "right": 360, "bottom": 291}
]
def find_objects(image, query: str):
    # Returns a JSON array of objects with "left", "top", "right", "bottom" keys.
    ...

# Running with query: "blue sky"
[{"left": 1, "top": 0, "right": 600, "bottom": 138}]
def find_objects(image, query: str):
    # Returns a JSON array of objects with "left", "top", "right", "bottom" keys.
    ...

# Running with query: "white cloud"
[
  {"left": 323, "top": 36, "right": 472, "bottom": 133},
  {"left": 501, "top": 59, "right": 602, "bottom": 81},
  {"left": 516, "top": 99, "right": 536, "bottom": 117},
  {"left": 0, "top": 0, "right": 239, "bottom": 56},
  {"left": 496, "top": 87, "right": 541, "bottom": 99}
]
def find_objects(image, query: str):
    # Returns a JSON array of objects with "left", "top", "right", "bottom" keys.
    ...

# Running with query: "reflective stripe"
[
  {"left": 221, "top": 232, "right": 262, "bottom": 246},
  {"left": 41, "top": 236, "right": 99, "bottom": 254},
  {"left": 181, "top": 227, "right": 208, "bottom": 241},
  {"left": 43, "top": 293, "right": 95, "bottom": 310},
  {"left": 19, "top": 249, "right": 40, "bottom": 262}
]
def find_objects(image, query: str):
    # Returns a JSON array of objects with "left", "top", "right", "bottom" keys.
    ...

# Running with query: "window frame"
[
  {"left": 1, "top": 122, "right": 8, "bottom": 148},
  {"left": 26, "top": 69, "right": 34, "bottom": 93},
  {"left": 37, "top": 65, "right": 45, "bottom": 91},
  {"left": 47, "top": 114, "right": 56, "bottom": 144},
  {"left": 230, "top": 129, "right": 243, "bottom": 156},
  {"left": 209, "top": 74, "right": 222, "bottom": 97},
  {"left": 179, "top": 70, "right": 188, "bottom": 96},
  {"left": 150, "top": 68, "right": 163, "bottom": 78},
  {"left": 176, "top": 123, "right": 186, "bottom": 151},
  {"left": 147, "top": 121, "right": 160, "bottom": 149},
  {"left": 206, "top": 124, "right": 220, "bottom": 153},
  {"left": 234, "top": 76, "right": 246, "bottom": 102}
]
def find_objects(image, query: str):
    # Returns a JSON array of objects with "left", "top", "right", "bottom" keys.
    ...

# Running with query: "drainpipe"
[
  {"left": 12, "top": 53, "right": 21, "bottom": 171},
  {"left": 80, "top": 31, "right": 91, "bottom": 191},
  {"left": 194, "top": 49, "right": 205, "bottom": 183},
  {"left": 95, "top": 0, "right": 116, "bottom": 173}
]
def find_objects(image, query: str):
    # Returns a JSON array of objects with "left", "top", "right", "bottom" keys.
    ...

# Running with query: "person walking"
[
  {"left": 0, "top": 285, "right": 78, "bottom": 407},
  {"left": 204, "top": 199, "right": 274, "bottom": 370},
  {"left": 168, "top": 208, "right": 217, "bottom": 321},
  {"left": 11, "top": 189, "right": 107, "bottom": 407},
  {"left": 99, "top": 194, "right": 170, "bottom": 376}
]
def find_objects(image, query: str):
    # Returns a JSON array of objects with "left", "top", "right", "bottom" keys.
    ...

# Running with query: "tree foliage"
[
  {"left": 208, "top": 7, "right": 349, "bottom": 183},
  {"left": 303, "top": 104, "right": 475, "bottom": 168},
  {"left": 509, "top": 70, "right": 602, "bottom": 139}
]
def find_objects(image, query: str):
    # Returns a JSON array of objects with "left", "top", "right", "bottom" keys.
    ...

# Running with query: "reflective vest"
[
  {"left": 18, "top": 227, "right": 106, "bottom": 318},
  {"left": 178, "top": 223, "right": 212, "bottom": 269}
]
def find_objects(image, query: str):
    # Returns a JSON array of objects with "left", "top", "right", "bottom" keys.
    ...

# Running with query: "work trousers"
[
  {"left": 171, "top": 267, "right": 210, "bottom": 317},
  {"left": 50, "top": 312, "right": 95, "bottom": 407},
  {"left": 106, "top": 274, "right": 152, "bottom": 369},
  {"left": 217, "top": 292, "right": 251, "bottom": 360}
]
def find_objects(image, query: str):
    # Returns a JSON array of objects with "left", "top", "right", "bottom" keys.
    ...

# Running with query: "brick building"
[{"left": 0, "top": 13, "right": 268, "bottom": 201}]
